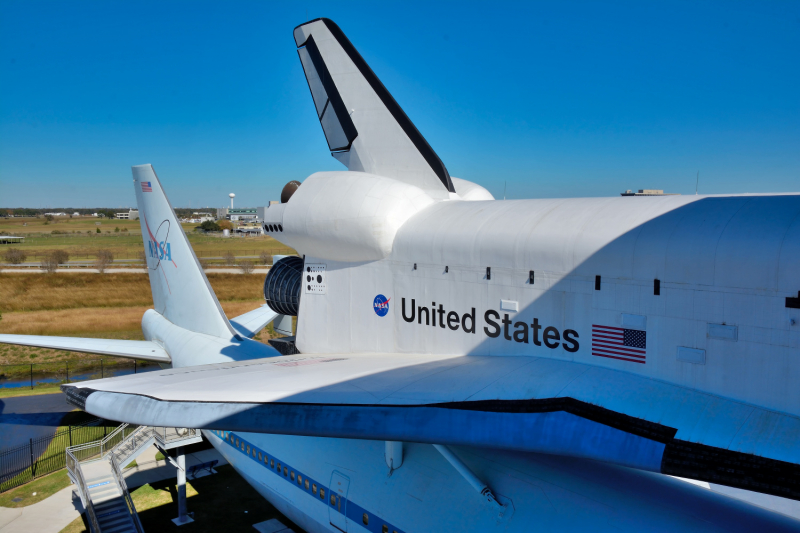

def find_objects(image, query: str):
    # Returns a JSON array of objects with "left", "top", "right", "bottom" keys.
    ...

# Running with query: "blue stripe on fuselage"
[{"left": 211, "top": 430, "right": 405, "bottom": 533}]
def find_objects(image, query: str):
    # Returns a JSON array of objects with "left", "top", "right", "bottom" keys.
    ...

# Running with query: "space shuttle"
[{"left": 2, "top": 18, "right": 800, "bottom": 532}]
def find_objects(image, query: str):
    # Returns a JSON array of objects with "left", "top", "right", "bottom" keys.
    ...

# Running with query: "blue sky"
[{"left": 1, "top": 1, "right": 798, "bottom": 208}]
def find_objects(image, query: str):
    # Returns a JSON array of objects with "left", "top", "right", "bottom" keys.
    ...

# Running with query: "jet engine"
[{"left": 263, "top": 256, "right": 303, "bottom": 316}]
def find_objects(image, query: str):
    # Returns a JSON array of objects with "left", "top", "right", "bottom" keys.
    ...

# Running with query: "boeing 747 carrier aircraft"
[{"left": 2, "top": 18, "right": 800, "bottom": 532}]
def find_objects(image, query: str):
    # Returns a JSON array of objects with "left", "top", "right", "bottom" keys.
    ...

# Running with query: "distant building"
[
  {"left": 223, "top": 208, "right": 258, "bottom": 222},
  {"left": 115, "top": 209, "right": 139, "bottom": 220},
  {"left": 44, "top": 212, "right": 67, "bottom": 216},
  {"left": 621, "top": 189, "right": 680, "bottom": 196},
  {"left": 72, "top": 212, "right": 80, "bottom": 216}
]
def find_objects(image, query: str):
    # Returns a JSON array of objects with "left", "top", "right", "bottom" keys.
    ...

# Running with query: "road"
[{"left": 0, "top": 393, "right": 72, "bottom": 450}]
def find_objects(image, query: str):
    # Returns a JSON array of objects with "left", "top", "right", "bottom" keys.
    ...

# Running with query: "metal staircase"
[{"left": 67, "top": 424, "right": 202, "bottom": 533}]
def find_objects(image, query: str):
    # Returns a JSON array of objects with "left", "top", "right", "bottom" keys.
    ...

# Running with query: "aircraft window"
[
  {"left": 271, "top": 459, "right": 274, "bottom": 468},
  {"left": 283, "top": 467, "right": 288, "bottom": 476},
  {"left": 297, "top": 475, "right": 302, "bottom": 485},
  {"left": 330, "top": 494, "right": 336, "bottom": 506},
  {"left": 264, "top": 456, "right": 268, "bottom": 465},
  {"left": 291, "top": 471, "right": 295, "bottom": 481},
  {"left": 312, "top": 483, "right": 317, "bottom": 494},
  {"left": 305, "top": 479, "right": 310, "bottom": 490},
  {"left": 252, "top": 449, "right": 257, "bottom": 458},
  {"left": 277, "top": 462, "right": 281, "bottom": 471},
  {"left": 362, "top": 514, "right": 369, "bottom": 525},
  {"left": 278, "top": 224, "right": 283, "bottom": 232},
  {"left": 320, "top": 488, "right": 325, "bottom": 499},
  {"left": 382, "top": 526, "right": 388, "bottom": 533},
  {"left": 247, "top": 446, "right": 250, "bottom": 454},
  {"left": 258, "top": 452, "right": 262, "bottom": 461}
]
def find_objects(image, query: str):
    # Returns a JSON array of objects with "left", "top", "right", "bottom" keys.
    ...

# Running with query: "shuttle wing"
[
  {"left": 62, "top": 352, "right": 800, "bottom": 501},
  {"left": 0, "top": 334, "right": 170, "bottom": 363}
]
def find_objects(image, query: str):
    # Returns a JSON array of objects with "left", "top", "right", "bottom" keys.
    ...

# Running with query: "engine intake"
[{"left": 263, "top": 256, "right": 303, "bottom": 316}]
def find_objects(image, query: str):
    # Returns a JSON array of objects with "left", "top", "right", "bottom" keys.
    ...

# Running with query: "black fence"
[
  {"left": 0, "top": 414, "right": 113, "bottom": 492},
  {"left": 0, "top": 358, "right": 160, "bottom": 390}
]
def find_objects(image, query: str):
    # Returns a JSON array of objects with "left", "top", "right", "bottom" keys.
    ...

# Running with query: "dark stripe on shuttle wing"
[
  {"left": 64, "top": 386, "right": 800, "bottom": 501},
  {"left": 301, "top": 36, "right": 358, "bottom": 152},
  {"left": 294, "top": 18, "right": 455, "bottom": 193}
]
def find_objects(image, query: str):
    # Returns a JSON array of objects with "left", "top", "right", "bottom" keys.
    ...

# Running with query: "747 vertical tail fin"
[{"left": 133, "top": 164, "right": 237, "bottom": 339}]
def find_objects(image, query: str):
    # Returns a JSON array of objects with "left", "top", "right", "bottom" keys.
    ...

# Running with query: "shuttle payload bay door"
[{"left": 329, "top": 471, "right": 350, "bottom": 531}]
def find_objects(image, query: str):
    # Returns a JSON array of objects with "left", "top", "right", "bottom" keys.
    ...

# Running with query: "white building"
[{"left": 115, "top": 209, "right": 139, "bottom": 220}]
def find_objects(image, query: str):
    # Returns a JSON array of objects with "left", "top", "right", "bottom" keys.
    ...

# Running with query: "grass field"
[
  {"left": 0, "top": 468, "right": 71, "bottom": 508},
  {"left": 0, "top": 273, "right": 276, "bottom": 366},
  {"left": 0, "top": 216, "right": 295, "bottom": 261}
]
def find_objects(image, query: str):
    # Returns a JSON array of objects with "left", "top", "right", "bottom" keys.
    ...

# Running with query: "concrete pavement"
[{"left": 0, "top": 485, "right": 84, "bottom": 533}]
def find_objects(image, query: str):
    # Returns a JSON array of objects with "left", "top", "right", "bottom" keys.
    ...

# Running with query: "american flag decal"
[
  {"left": 592, "top": 325, "right": 646, "bottom": 364},
  {"left": 141, "top": 181, "right": 152, "bottom": 192}
]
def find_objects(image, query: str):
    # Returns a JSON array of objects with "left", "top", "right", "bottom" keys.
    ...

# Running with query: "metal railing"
[
  {"left": 109, "top": 454, "right": 145, "bottom": 533},
  {"left": 66, "top": 447, "right": 101, "bottom": 533},
  {"left": 0, "top": 358, "right": 158, "bottom": 390},
  {"left": 0, "top": 416, "right": 105, "bottom": 492}
]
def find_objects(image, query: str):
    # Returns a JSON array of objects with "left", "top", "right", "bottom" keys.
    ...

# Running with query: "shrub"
[
  {"left": 238, "top": 260, "right": 254, "bottom": 274},
  {"left": 223, "top": 252, "right": 236, "bottom": 266},
  {"left": 218, "top": 220, "right": 233, "bottom": 231},
  {"left": 51, "top": 250, "right": 69, "bottom": 265},
  {"left": 96, "top": 228, "right": 101, "bottom": 234},
  {"left": 197, "top": 220, "right": 221, "bottom": 232},
  {"left": 95, "top": 249, "right": 114, "bottom": 273},
  {"left": 259, "top": 251, "right": 273, "bottom": 265},
  {"left": 4, "top": 248, "right": 26, "bottom": 264},
  {"left": 114, "top": 227, "right": 120, "bottom": 233},
  {"left": 40, "top": 255, "right": 58, "bottom": 273}
]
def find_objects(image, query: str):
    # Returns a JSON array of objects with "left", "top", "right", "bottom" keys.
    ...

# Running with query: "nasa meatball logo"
[{"left": 373, "top": 294, "right": 390, "bottom": 317}]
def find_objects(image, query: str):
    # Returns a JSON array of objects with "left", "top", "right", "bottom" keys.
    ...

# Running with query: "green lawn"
[
  {"left": 0, "top": 469, "right": 72, "bottom": 508},
  {"left": 0, "top": 385, "right": 64, "bottom": 399}
]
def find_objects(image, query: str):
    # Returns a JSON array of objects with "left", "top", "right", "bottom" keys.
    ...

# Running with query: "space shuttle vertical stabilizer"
[{"left": 294, "top": 18, "right": 454, "bottom": 199}]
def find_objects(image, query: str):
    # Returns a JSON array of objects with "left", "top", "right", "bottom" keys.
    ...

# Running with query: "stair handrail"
[
  {"left": 100, "top": 423, "right": 141, "bottom": 457},
  {"left": 153, "top": 427, "right": 198, "bottom": 447},
  {"left": 66, "top": 447, "right": 102, "bottom": 533},
  {"left": 109, "top": 454, "right": 145, "bottom": 533},
  {"left": 110, "top": 425, "right": 154, "bottom": 465}
]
